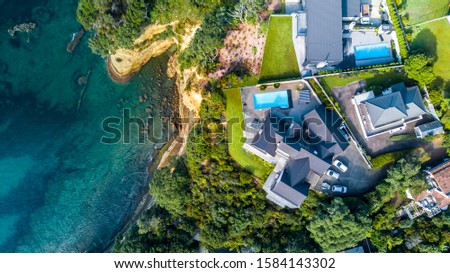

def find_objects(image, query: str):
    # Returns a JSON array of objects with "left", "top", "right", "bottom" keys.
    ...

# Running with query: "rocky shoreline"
[{"left": 102, "top": 24, "right": 202, "bottom": 251}]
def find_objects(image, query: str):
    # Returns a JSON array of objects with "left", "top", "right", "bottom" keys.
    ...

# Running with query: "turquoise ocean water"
[{"left": 0, "top": 0, "right": 176, "bottom": 252}]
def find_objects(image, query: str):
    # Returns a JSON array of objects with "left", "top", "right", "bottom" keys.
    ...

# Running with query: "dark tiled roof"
[
  {"left": 281, "top": 157, "right": 310, "bottom": 187},
  {"left": 342, "top": 0, "right": 360, "bottom": 17},
  {"left": 303, "top": 105, "right": 348, "bottom": 154},
  {"left": 251, "top": 118, "right": 278, "bottom": 156},
  {"left": 305, "top": 0, "right": 343, "bottom": 64}
]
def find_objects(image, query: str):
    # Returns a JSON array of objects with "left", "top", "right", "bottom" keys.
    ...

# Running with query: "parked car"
[
  {"left": 326, "top": 169, "right": 340, "bottom": 179},
  {"left": 339, "top": 124, "right": 350, "bottom": 141},
  {"left": 332, "top": 185, "right": 347, "bottom": 193},
  {"left": 321, "top": 182, "right": 331, "bottom": 191},
  {"left": 333, "top": 159, "right": 348, "bottom": 172}
]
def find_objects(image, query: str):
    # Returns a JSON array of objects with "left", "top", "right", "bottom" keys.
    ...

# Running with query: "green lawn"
[
  {"left": 223, "top": 88, "right": 273, "bottom": 179},
  {"left": 411, "top": 18, "right": 450, "bottom": 83},
  {"left": 318, "top": 70, "right": 413, "bottom": 94},
  {"left": 259, "top": 16, "right": 300, "bottom": 83},
  {"left": 399, "top": 0, "right": 449, "bottom": 25}
]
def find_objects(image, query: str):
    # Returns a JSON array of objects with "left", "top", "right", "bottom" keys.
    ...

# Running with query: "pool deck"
[{"left": 241, "top": 80, "right": 321, "bottom": 125}]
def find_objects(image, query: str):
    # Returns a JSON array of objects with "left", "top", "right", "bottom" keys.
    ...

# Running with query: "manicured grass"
[
  {"left": 399, "top": 0, "right": 449, "bottom": 25},
  {"left": 318, "top": 70, "right": 413, "bottom": 94},
  {"left": 223, "top": 88, "right": 273, "bottom": 179},
  {"left": 411, "top": 19, "right": 450, "bottom": 82},
  {"left": 259, "top": 16, "right": 300, "bottom": 83}
]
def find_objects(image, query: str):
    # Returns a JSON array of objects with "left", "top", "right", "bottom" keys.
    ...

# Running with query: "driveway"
[{"left": 315, "top": 141, "right": 387, "bottom": 195}]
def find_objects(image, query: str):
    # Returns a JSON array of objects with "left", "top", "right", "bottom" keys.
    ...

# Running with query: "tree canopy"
[
  {"left": 77, "top": 0, "right": 149, "bottom": 56},
  {"left": 149, "top": 157, "right": 192, "bottom": 216},
  {"left": 307, "top": 197, "right": 372, "bottom": 252},
  {"left": 404, "top": 53, "right": 435, "bottom": 87}
]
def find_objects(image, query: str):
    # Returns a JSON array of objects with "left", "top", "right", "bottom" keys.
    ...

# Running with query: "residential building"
[
  {"left": 303, "top": 0, "right": 344, "bottom": 67},
  {"left": 402, "top": 160, "right": 450, "bottom": 219},
  {"left": 291, "top": 0, "right": 396, "bottom": 74},
  {"left": 414, "top": 121, "right": 444, "bottom": 139},
  {"left": 240, "top": 85, "right": 348, "bottom": 208},
  {"left": 353, "top": 82, "right": 428, "bottom": 138}
]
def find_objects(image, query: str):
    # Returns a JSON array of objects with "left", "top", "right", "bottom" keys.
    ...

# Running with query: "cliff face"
[
  {"left": 108, "top": 24, "right": 176, "bottom": 83},
  {"left": 108, "top": 22, "right": 204, "bottom": 116}
]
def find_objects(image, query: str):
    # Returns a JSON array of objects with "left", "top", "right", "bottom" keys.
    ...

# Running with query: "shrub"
[
  {"left": 259, "top": 85, "right": 267, "bottom": 90},
  {"left": 386, "top": 0, "right": 408, "bottom": 60},
  {"left": 371, "top": 149, "right": 414, "bottom": 169},
  {"left": 274, "top": 83, "right": 280, "bottom": 88},
  {"left": 428, "top": 89, "right": 444, "bottom": 106}
]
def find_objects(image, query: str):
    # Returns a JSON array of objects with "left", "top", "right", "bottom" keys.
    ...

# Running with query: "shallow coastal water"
[{"left": 0, "top": 0, "right": 176, "bottom": 252}]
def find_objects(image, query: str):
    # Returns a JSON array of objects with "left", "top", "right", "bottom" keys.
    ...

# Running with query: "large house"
[
  {"left": 241, "top": 85, "right": 348, "bottom": 208},
  {"left": 292, "top": 0, "right": 396, "bottom": 73},
  {"left": 353, "top": 82, "right": 428, "bottom": 137},
  {"left": 402, "top": 160, "right": 450, "bottom": 219},
  {"left": 303, "top": 0, "right": 344, "bottom": 67}
]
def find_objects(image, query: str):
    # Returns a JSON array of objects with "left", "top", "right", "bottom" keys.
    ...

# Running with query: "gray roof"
[
  {"left": 277, "top": 144, "right": 331, "bottom": 177},
  {"left": 365, "top": 84, "right": 427, "bottom": 127},
  {"left": 305, "top": 0, "right": 343, "bottom": 64},
  {"left": 402, "top": 86, "right": 427, "bottom": 118},
  {"left": 390, "top": 82, "right": 407, "bottom": 93},
  {"left": 251, "top": 118, "right": 279, "bottom": 156},
  {"left": 416, "top": 121, "right": 443, "bottom": 133},
  {"left": 272, "top": 181, "right": 309, "bottom": 207},
  {"left": 282, "top": 157, "right": 310, "bottom": 187},
  {"left": 342, "top": 0, "right": 361, "bottom": 17},
  {"left": 365, "top": 92, "right": 407, "bottom": 127}
]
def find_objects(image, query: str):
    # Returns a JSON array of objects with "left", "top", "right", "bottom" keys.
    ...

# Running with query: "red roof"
[{"left": 430, "top": 161, "right": 450, "bottom": 194}]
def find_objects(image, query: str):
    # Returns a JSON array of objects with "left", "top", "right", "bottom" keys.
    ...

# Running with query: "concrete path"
[{"left": 406, "top": 15, "right": 450, "bottom": 28}]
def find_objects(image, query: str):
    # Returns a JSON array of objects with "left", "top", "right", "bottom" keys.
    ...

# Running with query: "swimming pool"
[
  {"left": 253, "top": 90, "right": 291, "bottom": 109},
  {"left": 354, "top": 43, "right": 391, "bottom": 60}
]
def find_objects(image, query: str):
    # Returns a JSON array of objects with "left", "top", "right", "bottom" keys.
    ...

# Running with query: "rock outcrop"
[{"left": 8, "top": 22, "right": 36, "bottom": 37}]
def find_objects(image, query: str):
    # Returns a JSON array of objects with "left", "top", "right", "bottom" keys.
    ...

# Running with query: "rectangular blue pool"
[
  {"left": 354, "top": 43, "right": 391, "bottom": 61},
  {"left": 253, "top": 90, "right": 291, "bottom": 109}
]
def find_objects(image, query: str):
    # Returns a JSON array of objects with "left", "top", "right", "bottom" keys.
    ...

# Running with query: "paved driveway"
[{"left": 316, "top": 141, "right": 387, "bottom": 195}]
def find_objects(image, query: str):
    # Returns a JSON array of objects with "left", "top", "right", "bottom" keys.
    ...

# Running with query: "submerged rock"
[{"left": 8, "top": 22, "right": 37, "bottom": 37}]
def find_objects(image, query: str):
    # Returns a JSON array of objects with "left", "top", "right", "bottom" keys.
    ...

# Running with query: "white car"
[
  {"left": 332, "top": 185, "right": 347, "bottom": 193},
  {"left": 321, "top": 182, "right": 331, "bottom": 191},
  {"left": 326, "top": 169, "right": 340, "bottom": 179},
  {"left": 333, "top": 159, "right": 348, "bottom": 172}
]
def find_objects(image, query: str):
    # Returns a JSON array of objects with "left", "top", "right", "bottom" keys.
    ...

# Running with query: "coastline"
[
  {"left": 102, "top": 144, "right": 171, "bottom": 252},
  {"left": 103, "top": 55, "right": 193, "bottom": 253},
  {"left": 106, "top": 56, "right": 135, "bottom": 84}
]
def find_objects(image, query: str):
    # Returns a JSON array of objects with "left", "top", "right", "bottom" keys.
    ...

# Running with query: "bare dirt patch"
[{"left": 209, "top": 23, "right": 266, "bottom": 79}]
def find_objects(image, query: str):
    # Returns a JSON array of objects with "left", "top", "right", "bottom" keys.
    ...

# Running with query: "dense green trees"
[
  {"left": 114, "top": 205, "right": 199, "bottom": 253},
  {"left": 77, "top": 0, "right": 149, "bottom": 56},
  {"left": 179, "top": 7, "right": 234, "bottom": 72},
  {"left": 149, "top": 157, "right": 192, "bottom": 216},
  {"left": 307, "top": 198, "right": 371, "bottom": 252},
  {"left": 404, "top": 53, "right": 435, "bottom": 87},
  {"left": 230, "top": 0, "right": 266, "bottom": 24},
  {"left": 367, "top": 157, "right": 423, "bottom": 214}
]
